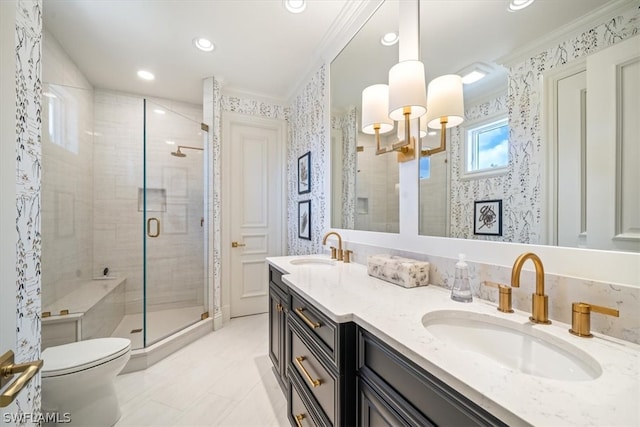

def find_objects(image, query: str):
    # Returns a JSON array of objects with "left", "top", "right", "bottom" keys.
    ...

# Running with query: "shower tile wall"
[
  {"left": 41, "top": 29, "right": 95, "bottom": 309},
  {"left": 43, "top": 29, "right": 204, "bottom": 320},
  {"left": 355, "top": 132, "right": 400, "bottom": 233},
  {"left": 93, "top": 91, "right": 204, "bottom": 314}
]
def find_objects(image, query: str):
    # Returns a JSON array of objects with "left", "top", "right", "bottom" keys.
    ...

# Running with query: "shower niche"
[{"left": 138, "top": 188, "right": 166, "bottom": 212}]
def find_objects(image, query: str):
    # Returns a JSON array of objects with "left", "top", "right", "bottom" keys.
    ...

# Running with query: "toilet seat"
[{"left": 42, "top": 337, "right": 131, "bottom": 378}]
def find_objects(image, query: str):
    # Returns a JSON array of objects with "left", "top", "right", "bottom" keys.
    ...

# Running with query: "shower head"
[
  {"left": 171, "top": 147, "right": 186, "bottom": 157},
  {"left": 171, "top": 145, "right": 203, "bottom": 158}
]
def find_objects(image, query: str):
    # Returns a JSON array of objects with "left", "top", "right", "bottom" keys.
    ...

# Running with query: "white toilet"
[{"left": 41, "top": 337, "right": 132, "bottom": 427}]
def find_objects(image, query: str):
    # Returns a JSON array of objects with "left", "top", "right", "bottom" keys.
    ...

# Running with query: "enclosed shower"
[{"left": 41, "top": 82, "right": 209, "bottom": 351}]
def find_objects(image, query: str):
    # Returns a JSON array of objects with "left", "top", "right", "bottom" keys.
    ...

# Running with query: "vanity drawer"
[
  {"left": 289, "top": 373, "right": 333, "bottom": 427},
  {"left": 290, "top": 379, "right": 319, "bottom": 427},
  {"left": 290, "top": 323, "right": 337, "bottom": 425},
  {"left": 270, "top": 265, "right": 287, "bottom": 293},
  {"left": 291, "top": 291, "right": 337, "bottom": 359}
]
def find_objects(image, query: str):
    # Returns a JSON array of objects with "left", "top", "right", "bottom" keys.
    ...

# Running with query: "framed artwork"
[
  {"left": 298, "top": 200, "right": 311, "bottom": 240},
  {"left": 474, "top": 199, "right": 502, "bottom": 236},
  {"left": 298, "top": 151, "right": 311, "bottom": 194}
]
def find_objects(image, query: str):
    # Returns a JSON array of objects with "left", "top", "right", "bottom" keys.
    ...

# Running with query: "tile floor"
[
  {"left": 113, "top": 313, "right": 289, "bottom": 426},
  {"left": 112, "top": 306, "right": 206, "bottom": 349}
]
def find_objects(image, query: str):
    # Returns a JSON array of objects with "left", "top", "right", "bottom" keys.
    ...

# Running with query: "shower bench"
[{"left": 41, "top": 277, "right": 126, "bottom": 349}]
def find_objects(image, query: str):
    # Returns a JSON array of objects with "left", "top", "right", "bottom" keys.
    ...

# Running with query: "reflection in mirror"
[
  {"left": 416, "top": 0, "right": 638, "bottom": 253},
  {"left": 330, "top": 1, "right": 399, "bottom": 232}
]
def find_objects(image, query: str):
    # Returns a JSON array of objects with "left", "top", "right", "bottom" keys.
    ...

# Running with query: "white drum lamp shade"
[
  {"left": 425, "top": 74, "right": 464, "bottom": 129},
  {"left": 362, "top": 84, "right": 394, "bottom": 134},
  {"left": 388, "top": 60, "right": 427, "bottom": 121}
]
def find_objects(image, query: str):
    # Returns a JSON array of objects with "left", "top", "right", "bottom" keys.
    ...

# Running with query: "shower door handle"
[{"left": 147, "top": 218, "right": 160, "bottom": 238}]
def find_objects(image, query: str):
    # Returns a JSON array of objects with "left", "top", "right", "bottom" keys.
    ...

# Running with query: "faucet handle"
[
  {"left": 569, "top": 302, "right": 619, "bottom": 338},
  {"left": 482, "top": 281, "right": 514, "bottom": 313},
  {"left": 329, "top": 246, "right": 337, "bottom": 259},
  {"left": 343, "top": 250, "right": 353, "bottom": 264}
]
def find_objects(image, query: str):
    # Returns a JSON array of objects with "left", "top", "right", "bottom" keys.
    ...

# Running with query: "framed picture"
[
  {"left": 298, "top": 200, "right": 311, "bottom": 240},
  {"left": 298, "top": 151, "right": 311, "bottom": 194},
  {"left": 474, "top": 199, "right": 502, "bottom": 236}
]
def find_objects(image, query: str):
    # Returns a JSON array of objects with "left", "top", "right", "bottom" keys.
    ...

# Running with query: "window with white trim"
[{"left": 465, "top": 116, "right": 509, "bottom": 176}]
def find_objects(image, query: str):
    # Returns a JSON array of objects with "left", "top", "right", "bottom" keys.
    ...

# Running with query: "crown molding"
[{"left": 285, "top": 0, "right": 382, "bottom": 105}]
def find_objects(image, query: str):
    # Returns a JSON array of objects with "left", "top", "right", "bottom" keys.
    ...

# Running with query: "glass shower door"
[{"left": 143, "top": 100, "right": 207, "bottom": 346}]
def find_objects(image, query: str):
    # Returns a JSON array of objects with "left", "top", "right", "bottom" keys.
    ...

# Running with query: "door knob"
[
  {"left": 231, "top": 241, "right": 246, "bottom": 248},
  {"left": 0, "top": 350, "right": 43, "bottom": 407}
]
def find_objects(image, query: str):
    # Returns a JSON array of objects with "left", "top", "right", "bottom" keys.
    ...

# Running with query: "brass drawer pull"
[
  {"left": 295, "top": 308, "right": 321, "bottom": 329},
  {"left": 276, "top": 303, "right": 283, "bottom": 313},
  {"left": 295, "top": 413, "right": 305, "bottom": 427},
  {"left": 295, "top": 356, "right": 322, "bottom": 388}
]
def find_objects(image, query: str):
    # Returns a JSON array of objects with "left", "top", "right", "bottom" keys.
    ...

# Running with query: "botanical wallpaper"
[
  {"left": 221, "top": 95, "right": 289, "bottom": 121},
  {"left": 203, "top": 77, "right": 221, "bottom": 319},
  {"left": 14, "top": 0, "right": 42, "bottom": 420},
  {"left": 287, "top": 65, "right": 328, "bottom": 255}
]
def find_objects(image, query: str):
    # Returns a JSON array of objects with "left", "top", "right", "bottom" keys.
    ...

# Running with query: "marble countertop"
[{"left": 267, "top": 255, "right": 640, "bottom": 427}]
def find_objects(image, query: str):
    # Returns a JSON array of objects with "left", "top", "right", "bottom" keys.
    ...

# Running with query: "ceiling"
[
  {"left": 43, "top": 0, "right": 353, "bottom": 105},
  {"left": 44, "top": 0, "right": 614, "bottom": 107}
]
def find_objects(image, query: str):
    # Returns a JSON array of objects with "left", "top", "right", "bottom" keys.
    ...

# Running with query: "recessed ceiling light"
[
  {"left": 153, "top": 109, "right": 165, "bottom": 115},
  {"left": 380, "top": 32, "right": 399, "bottom": 47},
  {"left": 193, "top": 37, "right": 214, "bottom": 52},
  {"left": 461, "top": 70, "right": 487, "bottom": 85},
  {"left": 508, "top": 0, "right": 535, "bottom": 12},
  {"left": 458, "top": 62, "right": 493, "bottom": 85},
  {"left": 137, "top": 70, "right": 155, "bottom": 81},
  {"left": 165, "top": 140, "right": 175, "bottom": 145},
  {"left": 284, "top": 0, "right": 305, "bottom": 14}
]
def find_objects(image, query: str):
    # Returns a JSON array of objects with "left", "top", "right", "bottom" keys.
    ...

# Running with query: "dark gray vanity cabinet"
[
  {"left": 357, "top": 328, "right": 508, "bottom": 427},
  {"left": 287, "top": 289, "right": 357, "bottom": 427},
  {"left": 269, "top": 265, "right": 289, "bottom": 390}
]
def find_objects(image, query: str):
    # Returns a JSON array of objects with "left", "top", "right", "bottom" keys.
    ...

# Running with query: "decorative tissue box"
[{"left": 367, "top": 254, "right": 430, "bottom": 288}]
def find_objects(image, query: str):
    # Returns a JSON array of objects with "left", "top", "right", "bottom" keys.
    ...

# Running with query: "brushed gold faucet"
[
  {"left": 511, "top": 252, "right": 551, "bottom": 324},
  {"left": 322, "top": 231, "right": 343, "bottom": 261}
]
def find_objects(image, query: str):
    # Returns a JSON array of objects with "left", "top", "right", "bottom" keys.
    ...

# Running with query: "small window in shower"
[{"left": 138, "top": 188, "right": 166, "bottom": 212}]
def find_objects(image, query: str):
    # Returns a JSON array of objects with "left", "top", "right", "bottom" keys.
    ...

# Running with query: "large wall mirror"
[
  {"left": 329, "top": 0, "right": 638, "bottom": 251},
  {"left": 330, "top": 1, "right": 400, "bottom": 233}
]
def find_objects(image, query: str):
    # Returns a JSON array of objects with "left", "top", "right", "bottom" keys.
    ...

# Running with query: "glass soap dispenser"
[{"left": 451, "top": 253, "right": 473, "bottom": 303}]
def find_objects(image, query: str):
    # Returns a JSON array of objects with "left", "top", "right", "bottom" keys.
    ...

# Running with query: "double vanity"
[{"left": 267, "top": 254, "right": 639, "bottom": 426}]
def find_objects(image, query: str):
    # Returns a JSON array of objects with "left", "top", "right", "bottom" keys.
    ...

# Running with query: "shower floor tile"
[
  {"left": 114, "top": 313, "right": 287, "bottom": 426},
  {"left": 112, "top": 306, "right": 205, "bottom": 349}
]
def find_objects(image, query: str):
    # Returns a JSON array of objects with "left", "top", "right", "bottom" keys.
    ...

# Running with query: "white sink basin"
[
  {"left": 289, "top": 257, "right": 336, "bottom": 267},
  {"left": 422, "top": 310, "right": 602, "bottom": 381}
]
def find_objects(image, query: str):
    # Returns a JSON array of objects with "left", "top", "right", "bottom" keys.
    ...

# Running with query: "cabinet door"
[
  {"left": 359, "top": 379, "right": 422, "bottom": 427},
  {"left": 269, "top": 286, "right": 285, "bottom": 382}
]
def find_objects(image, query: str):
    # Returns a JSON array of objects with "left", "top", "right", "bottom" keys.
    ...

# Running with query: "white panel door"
[
  {"left": 586, "top": 35, "right": 640, "bottom": 252},
  {"left": 223, "top": 113, "right": 284, "bottom": 318}
]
